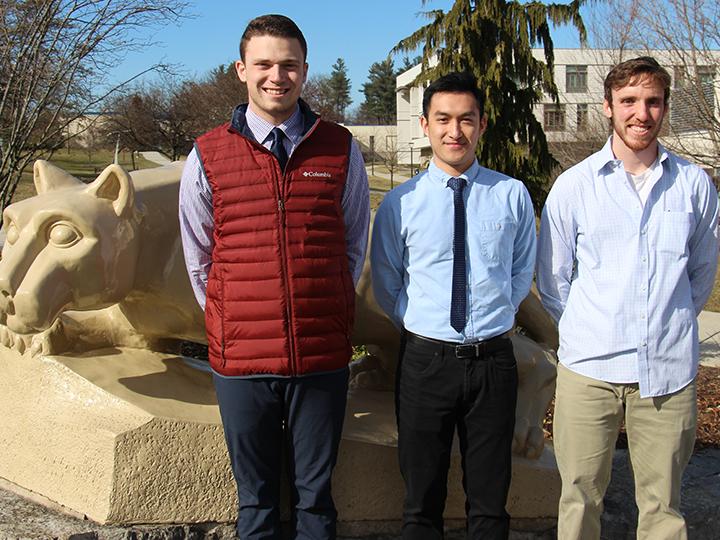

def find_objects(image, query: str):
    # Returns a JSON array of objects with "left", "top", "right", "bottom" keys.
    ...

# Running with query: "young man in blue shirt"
[{"left": 371, "top": 72, "right": 536, "bottom": 540}]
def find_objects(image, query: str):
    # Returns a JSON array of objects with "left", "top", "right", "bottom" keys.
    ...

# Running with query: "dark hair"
[
  {"left": 239, "top": 14, "right": 307, "bottom": 61},
  {"left": 422, "top": 72, "right": 484, "bottom": 117},
  {"left": 604, "top": 56, "right": 671, "bottom": 105}
]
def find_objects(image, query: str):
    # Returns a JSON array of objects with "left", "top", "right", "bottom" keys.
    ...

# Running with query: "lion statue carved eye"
[
  {"left": 5, "top": 222, "right": 19, "bottom": 245},
  {"left": 48, "top": 222, "right": 82, "bottom": 248}
]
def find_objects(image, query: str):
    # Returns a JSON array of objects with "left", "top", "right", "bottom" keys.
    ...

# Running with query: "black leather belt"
[{"left": 405, "top": 330, "right": 512, "bottom": 359}]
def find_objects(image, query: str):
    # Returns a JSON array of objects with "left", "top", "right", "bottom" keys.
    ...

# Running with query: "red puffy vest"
[{"left": 195, "top": 112, "right": 355, "bottom": 377}]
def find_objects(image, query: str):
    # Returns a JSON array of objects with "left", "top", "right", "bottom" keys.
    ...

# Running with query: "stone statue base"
[{"left": 0, "top": 346, "right": 560, "bottom": 524}]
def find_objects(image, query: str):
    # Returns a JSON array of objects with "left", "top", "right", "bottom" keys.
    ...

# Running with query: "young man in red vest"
[{"left": 179, "top": 14, "right": 369, "bottom": 539}]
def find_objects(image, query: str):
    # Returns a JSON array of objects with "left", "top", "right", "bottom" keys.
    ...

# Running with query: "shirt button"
[
  {"left": 640, "top": 314, "right": 646, "bottom": 319},
  {"left": 641, "top": 256, "right": 647, "bottom": 262},
  {"left": 640, "top": 229, "right": 647, "bottom": 235},
  {"left": 642, "top": 341, "right": 647, "bottom": 347}
]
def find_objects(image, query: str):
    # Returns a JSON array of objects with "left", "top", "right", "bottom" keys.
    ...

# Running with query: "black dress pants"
[
  {"left": 213, "top": 368, "right": 349, "bottom": 540},
  {"left": 396, "top": 332, "right": 518, "bottom": 540}
]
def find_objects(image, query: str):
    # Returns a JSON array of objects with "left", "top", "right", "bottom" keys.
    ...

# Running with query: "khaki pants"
[{"left": 554, "top": 364, "right": 696, "bottom": 540}]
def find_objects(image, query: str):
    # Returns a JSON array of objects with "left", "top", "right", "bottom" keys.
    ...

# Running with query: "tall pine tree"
[
  {"left": 394, "top": 0, "right": 587, "bottom": 207},
  {"left": 361, "top": 58, "right": 398, "bottom": 125},
  {"left": 329, "top": 58, "right": 352, "bottom": 122}
]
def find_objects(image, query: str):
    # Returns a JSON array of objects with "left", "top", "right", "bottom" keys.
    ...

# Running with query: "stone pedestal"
[{"left": 0, "top": 347, "right": 560, "bottom": 524}]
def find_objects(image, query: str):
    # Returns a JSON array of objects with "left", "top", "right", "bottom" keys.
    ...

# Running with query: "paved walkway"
[
  {"left": 366, "top": 166, "right": 411, "bottom": 184},
  {"left": 139, "top": 151, "right": 172, "bottom": 165},
  {"left": 699, "top": 309, "right": 720, "bottom": 367}
]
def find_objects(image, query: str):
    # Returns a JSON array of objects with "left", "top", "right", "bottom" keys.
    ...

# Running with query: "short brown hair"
[
  {"left": 604, "top": 56, "right": 671, "bottom": 105},
  {"left": 239, "top": 14, "right": 307, "bottom": 61}
]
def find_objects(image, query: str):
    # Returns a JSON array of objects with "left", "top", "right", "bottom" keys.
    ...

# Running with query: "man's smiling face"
[
  {"left": 235, "top": 34, "right": 308, "bottom": 125},
  {"left": 603, "top": 74, "right": 668, "bottom": 154},
  {"left": 420, "top": 91, "right": 486, "bottom": 177}
]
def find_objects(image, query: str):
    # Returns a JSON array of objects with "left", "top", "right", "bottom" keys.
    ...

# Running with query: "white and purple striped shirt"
[{"left": 179, "top": 104, "right": 370, "bottom": 310}]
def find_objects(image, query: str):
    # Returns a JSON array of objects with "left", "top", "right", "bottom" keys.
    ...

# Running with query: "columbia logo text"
[{"left": 302, "top": 171, "right": 332, "bottom": 178}]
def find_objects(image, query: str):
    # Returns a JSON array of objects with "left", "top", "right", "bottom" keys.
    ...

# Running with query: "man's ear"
[
  {"left": 235, "top": 59, "right": 247, "bottom": 83},
  {"left": 479, "top": 114, "right": 488, "bottom": 136},
  {"left": 303, "top": 62, "right": 308, "bottom": 83},
  {"left": 420, "top": 115, "right": 429, "bottom": 137},
  {"left": 603, "top": 98, "right": 613, "bottom": 119}
]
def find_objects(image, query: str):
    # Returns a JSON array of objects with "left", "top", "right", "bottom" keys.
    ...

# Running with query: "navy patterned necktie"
[
  {"left": 270, "top": 127, "right": 288, "bottom": 171},
  {"left": 448, "top": 177, "right": 467, "bottom": 333}
]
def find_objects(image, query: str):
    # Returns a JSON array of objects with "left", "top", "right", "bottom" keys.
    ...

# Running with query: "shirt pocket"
[
  {"left": 655, "top": 211, "right": 693, "bottom": 257},
  {"left": 468, "top": 219, "right": 516, "bottom": 263}
]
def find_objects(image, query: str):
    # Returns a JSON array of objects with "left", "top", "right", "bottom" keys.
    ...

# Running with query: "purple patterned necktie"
[
  {"left": 447, "top": 177, "right": 467, "bottom": 333},
  {"left": 270, "top": 127, "right": 288, "bottom": 171}
]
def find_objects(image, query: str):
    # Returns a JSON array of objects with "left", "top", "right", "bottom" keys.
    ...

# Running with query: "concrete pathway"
[
  {"left": 366, "top": 166, "right": 411, "bottom": 184},
  {"left": 139, "top": 151, "right": 172, "bottom": 165},
  {"left": 699, "top": 309, "right": 720, "bottom": 367}
]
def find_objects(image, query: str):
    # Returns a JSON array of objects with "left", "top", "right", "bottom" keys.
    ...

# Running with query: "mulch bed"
[{"left": 543, "top": 365, "right": 720, "bottom": 450}]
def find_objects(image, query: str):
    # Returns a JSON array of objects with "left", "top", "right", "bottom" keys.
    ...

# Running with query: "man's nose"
[
  {"left": 635, "top": 102, "right": 651, "bottom": 121},
  {"left": 268, "top": 64, "right": 284, "bottom": 81},
  {"left": 449, "top": 120, "right": 463, "bottom": 138}
]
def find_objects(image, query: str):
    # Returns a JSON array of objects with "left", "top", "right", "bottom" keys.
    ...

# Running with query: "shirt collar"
[
  {"left": 245, "top": 104, "right": 304, "bottom": 145},
  {"left": 427, "top": 158, "right": 481, "bottom": 186},
  {"left": 591, "top": 136, "right": 670, "bottom": 173}
]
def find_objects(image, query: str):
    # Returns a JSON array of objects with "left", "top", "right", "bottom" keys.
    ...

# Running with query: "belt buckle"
[{"left": 454, "top": 343, "right": 478, "bottom": 359}]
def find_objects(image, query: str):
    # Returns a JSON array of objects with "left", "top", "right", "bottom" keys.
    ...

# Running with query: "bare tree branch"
[{"left": 0, "top": 0, "right": 190, "bottom": 210}]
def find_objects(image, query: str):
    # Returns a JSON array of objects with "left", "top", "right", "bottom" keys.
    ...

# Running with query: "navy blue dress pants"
[
  {"left": 213, "top": 368, "right": 349, "bottom": 540},
  {"left": 396, "top": 333, "right": 518, "bottom": 540}
]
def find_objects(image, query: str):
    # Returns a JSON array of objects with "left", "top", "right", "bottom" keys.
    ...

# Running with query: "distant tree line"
[
  {"left": 103, "top": 64, "right": 247, "bottom": 161},
  {"left": 100, "top": 54, "right": 408, "bottom": 162}
]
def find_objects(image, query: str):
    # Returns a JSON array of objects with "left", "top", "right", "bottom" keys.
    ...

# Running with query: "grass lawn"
[
  {"left": 705, "top": 280, "right": 720, "bottom": 312},
  {"left": 14, "top": 149, "right": 160, "bottom": 204}
]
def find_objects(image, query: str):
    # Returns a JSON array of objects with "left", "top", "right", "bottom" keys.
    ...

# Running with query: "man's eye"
[{"left": 47, "top": 222, "right": 81, "bottom": 247}]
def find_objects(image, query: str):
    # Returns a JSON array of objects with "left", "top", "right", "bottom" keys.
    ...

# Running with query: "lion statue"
[{"left": 0, "top": 160, "right": 558, "bottom": 458}]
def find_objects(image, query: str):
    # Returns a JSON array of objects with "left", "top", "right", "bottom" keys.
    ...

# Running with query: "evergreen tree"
[
  {"left": 394, "top": 0, "right": 587, "bottom": 208},
  {"left": 360, "top": 58, "right": 398, "bottom": 125},
  {"left": 329, "top": 58, "right": 352, "bottom": 122}
]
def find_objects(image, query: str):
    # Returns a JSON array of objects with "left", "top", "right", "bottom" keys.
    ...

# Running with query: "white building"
[
  {"left": 344, "top": 124, "right": 397, "bottom": 156},
  {"left": 396, "top": 49, "right": 720, "bottom": 169}
]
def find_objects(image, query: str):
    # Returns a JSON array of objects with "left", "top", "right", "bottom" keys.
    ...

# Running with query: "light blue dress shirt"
[
  {"left": 537, "top": 138, "right": 719, "bottom": 398},
  {"left": 179, "top": 104, "right": 370, "bottom": 310},
  {"left": 371, "top": 159, "right": 536, "bottom": 342}
]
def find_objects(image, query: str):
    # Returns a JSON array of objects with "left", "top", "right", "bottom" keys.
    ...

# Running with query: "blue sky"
[{"left": 112, "top": 0, "right": 588, "bottom": 109}]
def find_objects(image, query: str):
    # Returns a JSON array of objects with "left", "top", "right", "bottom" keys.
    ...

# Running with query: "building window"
[
  {"left": 566, "top": 65, "right": 588, "bottom": 93},
  {"left": 576, "top": 104, "right": 588, "bottom": 131},
  {"left": 544, "top": 104, "right": 566, "bottom": 132},
  {"left": 674, "top": 66, "right": 687, "bottom": 89},
  {"left": 698, "top": 66, "right": 715, "bottom": 84}
]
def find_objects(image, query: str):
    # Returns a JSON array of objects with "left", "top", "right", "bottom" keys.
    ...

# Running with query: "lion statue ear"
[
  {"left": 33, "top": 160, "right": 83, "bottom": 194},
  {"left": 85, "top": 164, "right": 135, "bottom": 218}
]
